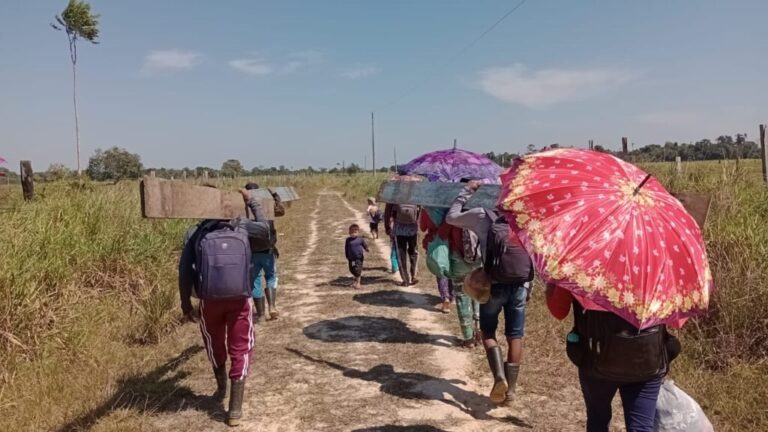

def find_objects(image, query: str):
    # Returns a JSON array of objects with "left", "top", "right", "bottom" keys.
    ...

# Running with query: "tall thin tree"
[{"left": 51, "top": 0, "right": 100, "bottom": 176}]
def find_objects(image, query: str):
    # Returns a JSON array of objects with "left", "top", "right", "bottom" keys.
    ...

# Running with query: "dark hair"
[
  {"left": 349, "top": 223, "right": 360, "bottom": 231},
  {"left": 244, "top": 182, "right": 260, "bottom": 190}
]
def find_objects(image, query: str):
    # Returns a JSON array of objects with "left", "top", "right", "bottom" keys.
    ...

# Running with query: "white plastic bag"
[{"left": 654, "top": 380, "right": 714, "bottom": 432}]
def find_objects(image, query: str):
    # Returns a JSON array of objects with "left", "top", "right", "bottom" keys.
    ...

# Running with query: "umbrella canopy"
[
  {"left": 498, "top": 148, "right": 712, "bottom": 329},
  {"left": 399, "top": 147, "right": 502, "bottom": 184}
]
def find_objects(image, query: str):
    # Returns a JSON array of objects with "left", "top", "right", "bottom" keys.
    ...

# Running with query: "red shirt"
[
  {"left": 546, "top": 285, "right": 573, "bottom": 320},
  {"left": 546, "top": 284, "right": 688, "bottom": 328}
]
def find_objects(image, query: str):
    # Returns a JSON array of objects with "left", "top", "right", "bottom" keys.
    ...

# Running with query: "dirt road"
[{"left": 138, "top": 190, "right": 622, "bottom": 432}]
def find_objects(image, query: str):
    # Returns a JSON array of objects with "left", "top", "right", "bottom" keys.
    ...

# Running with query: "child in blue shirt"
[{"left": 344, "top": 224, "right": 369, "bottom": 289}]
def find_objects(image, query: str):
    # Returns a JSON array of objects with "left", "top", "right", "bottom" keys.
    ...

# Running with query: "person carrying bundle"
[
  {"left": 179, "top": 188, "right": 272, "bottom": 426},
  {"left": 384, "top": 202, "right": 421, "bottom": 286},
  {"left": 446, "top": 180, "right": 534, "bottom": 405}
]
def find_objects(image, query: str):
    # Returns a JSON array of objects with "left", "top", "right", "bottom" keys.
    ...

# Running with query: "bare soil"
[{"left": 95, "top": 190, "right": 627, "bottom": 432}]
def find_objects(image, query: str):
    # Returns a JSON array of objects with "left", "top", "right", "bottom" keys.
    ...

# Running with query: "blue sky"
[{"left": 1, "top": 1, "right": 766, "bottom": 171}]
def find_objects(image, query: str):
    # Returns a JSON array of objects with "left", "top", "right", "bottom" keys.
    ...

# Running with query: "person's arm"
[
  {"left": 240, "top": 189, "right": 269, "bottom": 222},
  {"left": 445, "top": 182, "right": 489, "bottom": 232},
  {"left": 178, "top": 228, "right": 197, "bottom": 317},
  {"left": 363, "top": 239, "right": 370, "bottom": 252},
  {"left": 384, "top": 203, "right": 395, "bottom": 235},
  {"left": 545, "top": 283, "right": 573, "bottom": 320}
]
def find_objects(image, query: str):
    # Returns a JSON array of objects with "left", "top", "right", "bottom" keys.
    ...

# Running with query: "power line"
[{"left": 374, "top": 0, "right": 528, "bottom": 113}]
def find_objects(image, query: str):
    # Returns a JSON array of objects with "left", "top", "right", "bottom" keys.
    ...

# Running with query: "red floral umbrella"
[{"left": 498, "top": 148, "right": 712, "bottom": 329}]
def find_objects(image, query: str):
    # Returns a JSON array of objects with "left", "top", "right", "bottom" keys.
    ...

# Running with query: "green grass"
[{"left": 627, "top": 160, "right": 768, "bottom": 430}]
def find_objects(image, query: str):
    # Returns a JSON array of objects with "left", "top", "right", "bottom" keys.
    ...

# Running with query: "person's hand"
[
  {"left": 239, "top": 188, "right": 250, "bottom": 201},
  {"left": 466, "top": 180, "right": 482, "bottom": 192},
  {"left": 182, "top": 310, "right": 198, "bottom": 324}
]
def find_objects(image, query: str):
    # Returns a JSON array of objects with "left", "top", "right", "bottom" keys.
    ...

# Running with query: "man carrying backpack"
[
  {"left": 179, "top": 189, "right": 272, "bottom": 427},
  {"left": 446, "top": 180, "right": 534, "bottom": 405},
  {"left": 384, "top": 202, "right": 421, "bottom": 286},
  {"left": 243, "top": 182, "right": 285, "bottom": 322}
]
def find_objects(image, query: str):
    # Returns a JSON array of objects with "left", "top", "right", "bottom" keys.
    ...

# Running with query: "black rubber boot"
[
  {"left": 486, "top": 346, "right": 508, "bottom": 404},
  {"left": 253, "top": 297, "right": 266, "bottom": 322},
  {"left": 504, "top": 362, "right": 520, "bottom": 404},
  {"left": 267, "top": 288, "right": 279, "bottom": 319},
  {"left": 227, "top": 379, "right": 246, "bottom": 427},
  {"left": 213, "top": 366, "right": 227, "bottom": 401}
]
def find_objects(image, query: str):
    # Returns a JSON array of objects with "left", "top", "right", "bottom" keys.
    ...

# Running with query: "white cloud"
[
  {"left": 478, "top": 64, "right": 637, "bottom": 108},
  {"left": 230, "top": 50, "right": 324, "bottom": 75},
  {"left": 634, "top": 111, "right": 698, "bottom": 127},
  {"left": 282, "top": 50, "right": 324, "bottom": 73},
  {"left": 141, "top": 49, "right": 202, "bottom": 74},
  {"left": 228, "top": 58, "right": 273, "bottom": 76},
  {"left": 342, "top": 65, "right": 380, "bottom": 79}
]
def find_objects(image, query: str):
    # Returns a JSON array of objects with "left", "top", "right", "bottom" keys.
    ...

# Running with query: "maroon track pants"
[{"left": 199, "top": 298, "right": 254, "bottom": 380}]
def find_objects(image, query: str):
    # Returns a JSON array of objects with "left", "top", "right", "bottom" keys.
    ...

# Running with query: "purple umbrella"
[{"left": 399, "top": 146, "right": 502, "bottom": 184}]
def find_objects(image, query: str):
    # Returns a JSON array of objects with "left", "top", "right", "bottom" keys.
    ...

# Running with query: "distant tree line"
[
  {"left": 484, "top": 134, "right": 762, "bottom": 166},
  {"left": 18, "top": 133, "right": 763, "bottom": 183}
]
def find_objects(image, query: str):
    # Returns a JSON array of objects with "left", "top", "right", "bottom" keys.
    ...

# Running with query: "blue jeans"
[
  {"left": 479, "top": 283, "right": 527, "bottom": 339},
  {"left": 579, "top": 369, "right": 663, "bottom": 432},
  {"left": 251, "top": 253, "right": 278, "bottom": 299}
]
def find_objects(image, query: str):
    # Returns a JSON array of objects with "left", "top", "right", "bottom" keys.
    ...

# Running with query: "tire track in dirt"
[{"left": 337, "top": 194, "right": 534, "bottom": 431}]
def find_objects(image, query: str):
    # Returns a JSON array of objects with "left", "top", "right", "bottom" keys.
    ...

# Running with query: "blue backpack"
[{"left": 194, "top": 220, "right": 252, "bottom": 300}]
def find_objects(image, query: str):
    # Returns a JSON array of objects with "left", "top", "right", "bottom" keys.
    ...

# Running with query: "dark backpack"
[
  {"left": 372, "top": 209, "right": 383, "bottom": 224},
  {"left": 484, "top": 214, "right": 534, "bottom": 284},
  {"left": 566, "top": 301, "right": 679, "bottom": 383},
  {"left": 194, "top": 221, "right": 252, "bottom": 300},
  {"left": 395, "top": 204, "right": 419, "bottom": 225},
  {"left": 247, "top": 220, "right": 274, "bottom": 253}
]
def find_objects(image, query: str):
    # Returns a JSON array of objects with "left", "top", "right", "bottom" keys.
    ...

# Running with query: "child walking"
[
  {"left": 345, "top": 224, "right": 369, "bottom": 289},
  {"left": 367, "top": 197, "right": 381, "bottom": 239}
]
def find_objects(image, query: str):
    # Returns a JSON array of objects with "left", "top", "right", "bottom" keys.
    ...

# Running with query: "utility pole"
[
  {"left": 760, "top": 124, "right": 767, "bottom": 183},
  {"left": 371, "top": 112, "right": 376, "bottom": 175},
  {"left": 394, "top": 146, "right": 398, "bottom": 174}
]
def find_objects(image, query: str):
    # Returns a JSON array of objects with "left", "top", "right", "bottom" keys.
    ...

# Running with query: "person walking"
[
  {"left": 345, "top": 223, "right": 369, "bottom": 289},
  {"left": 384, "top": 203, "right": 421, "bottom": 286},
  {"left": 446, "top": 180, "right": 534, "bottom": 405},
  {"left": 179, "top": 189, "right": 272, "bottom": 426},
  {"left": 367, "top": 197, "right": 381, "bottom": 239},
  {"left": 243, "top": 183, "right": 284, "bottom": 321},
  {"left": 546, "top": 283, "right": 681, "bottom": 432}
]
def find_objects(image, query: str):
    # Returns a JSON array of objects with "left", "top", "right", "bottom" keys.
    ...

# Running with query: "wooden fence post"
[
  {"left": 621, "top": 137, "right": 628, "bottom": 155},
  {"left": 675, "top": 156, "right": 682, "bottom": 176},
  {"left": 20, "top": 160, "right": 34, "bottom": 201},
  {"left": 760, "top": 124, "right": 767, "bottom": 183}
]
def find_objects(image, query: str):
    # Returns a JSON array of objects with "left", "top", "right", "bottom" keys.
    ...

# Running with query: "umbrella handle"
[{"left": 633, "top": 174, "right": 652, "bottom": 196}]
